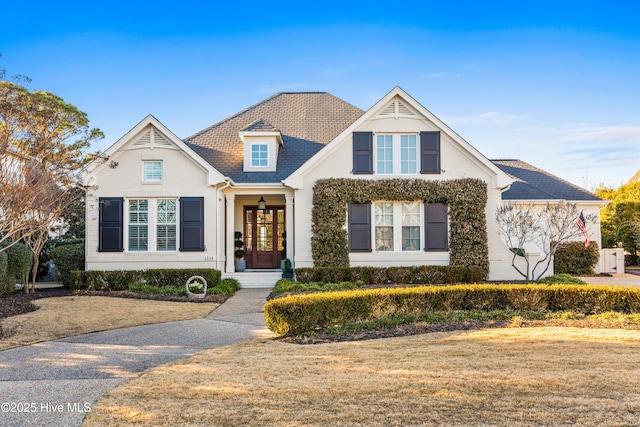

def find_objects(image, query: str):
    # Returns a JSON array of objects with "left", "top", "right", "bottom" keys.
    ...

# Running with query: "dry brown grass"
[
  {"left": 84, "top": 327, "right": 640, "bottom": 426},
  {"left": 0, "top": 296, "right": 217, "bottom": 350}
]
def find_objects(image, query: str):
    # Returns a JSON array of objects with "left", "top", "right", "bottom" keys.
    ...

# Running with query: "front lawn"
[{"left": 83, "top": 326, "right": 640, "bottom": 426}]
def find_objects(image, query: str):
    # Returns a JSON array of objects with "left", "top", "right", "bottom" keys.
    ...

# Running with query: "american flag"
[{"left": 576, "top": 212, "right": 589, "bottom": 248}]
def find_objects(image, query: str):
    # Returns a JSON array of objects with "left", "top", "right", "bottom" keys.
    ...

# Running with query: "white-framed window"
[
  {"left": 127, "top": 198, "right": 178, "bottom": 252},
  {"left": 156, "top": 199, "right": 177, "bottom": 251},
  {"left": 400, "top": 135, "right": 418, "bottom": 174},
  {"left": 374, "top": 134, "right": 418, "bottom": 175},
  {"left": 374, "top": 201, "right": 422, "bottom": 252},
  {"left": 128, "top": 199, "right": 149, "bottom": 251},
  {"left": 376, "top": 135, "right": 393, "bottom": 174},
  {"left": 143, "top": 161, "right": 163, "bottom": 182},
  {"left": 251, "top": 144, "right": 268, "bottom": 167}
]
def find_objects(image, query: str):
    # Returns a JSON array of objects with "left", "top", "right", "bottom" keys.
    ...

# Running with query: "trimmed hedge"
[
  {"left": 294, "top": 265, "right": 486, "bottom": 285},
  {"left": 264, "top": 284, "right": 640, "bottom": 336},
  {"left": 71, "top": 268, "right": 222, "bottom": 291},
  {"left": 554, "top": 241, "right": 600, "bottom": 275},
  {"left": 5, "top": 242, "right": 33, "bottom": 286}
]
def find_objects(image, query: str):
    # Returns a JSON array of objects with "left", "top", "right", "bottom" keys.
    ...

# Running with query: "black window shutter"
[
  {"left": 424, "top": 202, "right": 448, "bottom": 251},
  {"left": 98, "top": 197, "right": 124, "bottom": 252},
  {"left": 420, "top": 131, "right": 441, "bottom": 174},
  {"left": 352, "top": 132, "right": 373, "bottom": 174},
  {"left": 348, "top": 202, "right": 372, "bottom": 252},
  {"left": 180, "top": 197, "right": 205, "bottom": 251}
]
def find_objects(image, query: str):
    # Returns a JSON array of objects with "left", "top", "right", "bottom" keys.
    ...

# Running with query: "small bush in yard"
[
  {"left": 538, "top": 274, "right": 586, "bottom": 285},
  {"left": 209, "top": 278, "right": 240, "bottom": 295}
]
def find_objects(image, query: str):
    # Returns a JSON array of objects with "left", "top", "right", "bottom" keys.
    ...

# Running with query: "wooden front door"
[{"left": 244, "top": 206, "right": 285, "bottom": 269}]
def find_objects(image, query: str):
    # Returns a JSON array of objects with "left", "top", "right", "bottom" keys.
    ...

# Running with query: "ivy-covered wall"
[{"left": 311, "top": 178, "right": 489, "bottom": 274}]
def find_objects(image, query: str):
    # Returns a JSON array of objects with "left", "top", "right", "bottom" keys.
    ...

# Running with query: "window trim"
[
  {"left": 142, "top": 161, "right": 163, "bottom": 183},
  {"left": 250, "top": 143, "right": 269, "bottom": 168},
  {"left": 125, "top": 198, "right": 179, "bottom": 253},
  {"left": 373, "top": 201, "right": 423, "bottom": 253},
  {"left": 374, "top": 134, "right": 419, "bottom": 176}
]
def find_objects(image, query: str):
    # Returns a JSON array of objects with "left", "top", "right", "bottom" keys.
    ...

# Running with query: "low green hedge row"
[
  {"left": 294, "top": 265, "right": 486, "bottom": 285},
  {"left": 71, "top": 268, "right": 222, "bottom": 291},
  {"left": 264, "top": 284, "right": 640, "bottom": 336}
]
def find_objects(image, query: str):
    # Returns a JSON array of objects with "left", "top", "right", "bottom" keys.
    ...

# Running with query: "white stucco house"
[{"left": 83, "top": 87, "right": 606, "bottom": 286}]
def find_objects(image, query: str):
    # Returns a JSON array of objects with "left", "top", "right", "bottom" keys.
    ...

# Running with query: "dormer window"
[
  {"left": 240, "top": 119, "right": 283, "bottom": 172},
  {"left": 251, "top": 144, "right": 269, "bottom": 167}
]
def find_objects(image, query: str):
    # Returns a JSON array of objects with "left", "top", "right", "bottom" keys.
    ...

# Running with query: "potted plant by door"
[
  {"left": 234, "top": 231, "right": 246, "bottom": 272},
  {"left": 280, "top": 231, "right": 287, "bottom": 269},
  {"left": 282, "top": 258, "right": 293, "bottom": 279}
]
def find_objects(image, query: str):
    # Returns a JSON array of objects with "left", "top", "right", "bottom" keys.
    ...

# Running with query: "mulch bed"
[
  {"left": 278, "top": 320, "right": 509, "bottom": 344},
  {"left": 0, "top": 287, "right": 228, "bottom": 321}
]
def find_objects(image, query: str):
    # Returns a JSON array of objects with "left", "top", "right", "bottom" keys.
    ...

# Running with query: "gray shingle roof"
[
  {"left": 492, "top": 159, "right": 603, "bottom": 201},
  {"left": 184, "top": 92, "right": 365, "bottom": 183}
]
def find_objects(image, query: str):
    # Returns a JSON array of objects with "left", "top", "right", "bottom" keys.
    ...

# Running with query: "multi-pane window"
[
  {"left": 128, "top": 199, "right": 178, "bottom": 252},
  {"left": 157, "top": 199, "right": 177, "bottom": 251},
  {"left": 374, "top": 202, "right": 394, "bottom": 251},
  {"left": 129, "top": 200, "right": 149, "bottom": 251},
  {"left": 400, "top": 135, "right": 417, "bottom": 174},
  {"left": 401, "top": 202, "right": 421, "bottom": 250},
  {"left": 375, "top": 134, "right": 418, "bottom": 175},
  {"left": 376, "top": 135, "right": 393, "bottom": 174},
  {"left": 374, "top": 202, "right": 422, "bottom": 252},
  {"left": 143, "top": 161, "right": 163, "bottom": 182},
  {"left": 251, "top": 144, "right": 268, "bottom": 167}
]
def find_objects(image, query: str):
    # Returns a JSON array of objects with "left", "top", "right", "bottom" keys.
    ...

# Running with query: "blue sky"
[{"left": 2, "top": 1, "right": 639, "bottom": 190}]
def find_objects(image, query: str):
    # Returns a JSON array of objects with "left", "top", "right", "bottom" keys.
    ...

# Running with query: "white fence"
[{"left": 599, "top": 248, "right": 625, "bottom": 274}]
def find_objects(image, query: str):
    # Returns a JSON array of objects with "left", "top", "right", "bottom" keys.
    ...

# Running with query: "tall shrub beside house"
[
  {"left": 554, "top": 241, "right": 600, "bottom": 275},
  {"left": 50, "top": 242, "right": 84, "bottom": 288}
]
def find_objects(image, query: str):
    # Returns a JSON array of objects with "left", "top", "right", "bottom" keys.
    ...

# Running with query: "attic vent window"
[{"left": 380, "top": 98, "right": 416, "bottom": 119}]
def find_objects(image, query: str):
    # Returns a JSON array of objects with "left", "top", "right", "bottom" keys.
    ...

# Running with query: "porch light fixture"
[{"left": 257, "top": 196, "right": 266, "bottom": 211}]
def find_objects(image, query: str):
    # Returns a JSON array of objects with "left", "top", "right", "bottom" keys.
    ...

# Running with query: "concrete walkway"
[{"left": 0, "top": 288, "right": 274, "bottom": 427}]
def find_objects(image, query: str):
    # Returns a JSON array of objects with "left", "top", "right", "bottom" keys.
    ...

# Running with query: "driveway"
[
  {"left": 0, "top": 288, "right": 273, "bottom": 427},
  {"left": 579, "top": 272, "right": 640, "bottom": 287}
]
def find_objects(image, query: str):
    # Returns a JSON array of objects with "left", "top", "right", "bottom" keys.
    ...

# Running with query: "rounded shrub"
[{"left": 5, "top": 242, "right": 33, "bottom": 286}]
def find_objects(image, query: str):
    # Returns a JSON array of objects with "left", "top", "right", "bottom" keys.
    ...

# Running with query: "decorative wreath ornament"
[{"left": 185, "top": 275, "right": 208, "bottom": 299}]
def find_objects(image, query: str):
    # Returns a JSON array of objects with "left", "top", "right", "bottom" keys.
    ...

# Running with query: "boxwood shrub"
[
  {"left": 71, "top": 268, "right": 222, "bottom": 292},
  {"left": 294, "top": 265, "right": 485, "bottom": 285},
  {"left": 264, "top": 284, "right": 640, "bottom": 336}
]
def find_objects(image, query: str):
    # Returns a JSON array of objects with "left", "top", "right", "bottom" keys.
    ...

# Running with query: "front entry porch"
[{"left": 224, "top": 191, "right": 294, "bottom": 273}]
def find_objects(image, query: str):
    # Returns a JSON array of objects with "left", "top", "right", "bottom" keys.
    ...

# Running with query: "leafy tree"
[
  {"left": 496, "top": 201, "right": 598, "bottom": 281},
  {"left": 595, "top": 182, "right": 640, "bottom": 254},
  {"left": 0, "top": 57, "right": 103, "bottom": 291}
]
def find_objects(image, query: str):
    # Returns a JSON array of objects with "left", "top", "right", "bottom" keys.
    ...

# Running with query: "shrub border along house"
[
  {"left": 264, "top": 284, "right": 640, "bottom": 336},
  {"left": 71, "top": 268, "right": 222, "bottom": 292},
  {"left": 311, "top": 178, "right": 489, "bottom": 275}
]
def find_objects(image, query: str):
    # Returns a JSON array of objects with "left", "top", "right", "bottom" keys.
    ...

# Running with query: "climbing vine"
[{"left": 311, "top": 178, "right": 489, "bottom": 274}]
